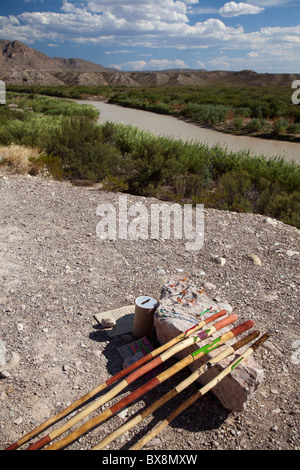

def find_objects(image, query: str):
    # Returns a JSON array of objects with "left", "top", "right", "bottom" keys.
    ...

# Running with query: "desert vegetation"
[
  {"left": 1, "top": 91, "right": 299, "bottom": 229},
  {"left": 6, "top": 84, "right": 300, "bottom": 141}
]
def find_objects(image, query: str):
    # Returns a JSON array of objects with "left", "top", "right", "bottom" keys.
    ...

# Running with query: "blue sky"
[{"left": 0, "top": 0, "right": 300, "bottom": 72}]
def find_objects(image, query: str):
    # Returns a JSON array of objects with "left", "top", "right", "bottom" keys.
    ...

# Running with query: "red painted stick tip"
[
  {"left": 230, "top": 320, "right": 254, "bottom": 337},
  {"left": 5, "top": 442, "right": 19, "bottom": 450},
  {"left": 26, "top": 435, "right": 51, "bottom": 450},
  {"left": 204, "top": 309, "right": 227, "bottom": 324},
  {"left": 214, "top": 314, "right": 238, "bottom": 331}
]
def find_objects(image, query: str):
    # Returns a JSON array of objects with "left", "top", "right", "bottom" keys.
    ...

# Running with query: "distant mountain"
[
  {"left": 0, "top": 39, "right": 112, "bottom": 74},
  {"left": 1, "top": 39, "right": 300, "bottom": 88}
]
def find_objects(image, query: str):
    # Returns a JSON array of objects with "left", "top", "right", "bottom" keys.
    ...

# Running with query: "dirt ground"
[{"left": 0, "top": 171, "right": 299, "bottom": 452}]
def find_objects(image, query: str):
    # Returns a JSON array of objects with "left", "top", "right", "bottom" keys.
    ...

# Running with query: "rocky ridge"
[{"left": 1, "top": 39, "right": 300, "bottom": 88}]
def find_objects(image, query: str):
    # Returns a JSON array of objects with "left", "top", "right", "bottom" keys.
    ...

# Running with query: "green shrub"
[
  {"left": 44, "top": 116, "right": 122, "bottom": 182},
  {"left": 273, "top": 118, "right": 289, "bottom": 135},
  {"left": 288, "top": 123, "right": 300, "bottom": 134},
  {"left": 247, "top": 118, "right": 263, "bottom": 133},
  {"left": 233, "top": 117, "right": 244, "bottom": 131}
]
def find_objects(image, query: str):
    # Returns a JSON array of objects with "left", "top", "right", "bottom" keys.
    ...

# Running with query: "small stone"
[
  {"left": 272, "top": 408, "right": 281, "bottom": 414},
  {"left": 101, "top": 317, "right": 116, "bottom": 328},
  {"left": 213, "top": 257, "right": 226, "bottom": 266},
  {"left": 157, "top": 268, "right": 166, "bottom": 274},
  {"left": 144, "top": 438, "right": 162, "bottom": 448},
  {"left": 204, "top": 282, "right": 216, "bottom": 290},
  {"left": 218, "top": 302, "right": 233, "bottom": 313},
  {"left": 14, "top": 417, "right": 23, "bottom": 425},
  {"left": 17, "top": 323, "right": 24, "bottom": 332},
  {"left": 0, "top": 369, "right": 11, "bottom": 378},
  {"left": 117, "top": 408, "right": 130, "bottom": 419},
  {"left": 263, "top": 217, "right": 278, "bottom": 226},
  {"left": 248, "top": 254, "right": 262, "bottom": 266},
  {"left": 286, "top": 250, "right": 299, "bottom": 257}
]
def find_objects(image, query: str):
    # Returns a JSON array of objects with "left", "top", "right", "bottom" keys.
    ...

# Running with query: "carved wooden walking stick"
[
  {"left": 44, "top": 317, "right": 252, "bottom": 450},
  {"left": 26, "top": 313, "right": 236, "bottom": 450},
  {"left": 91, "top": 329, "right": 260, "bottom": 450},
  {"left": 5, "top": 308, "right": 226, "bottom": 450},
  {"left": 130, "top": 332, "right": 270, "bottom": 450}
]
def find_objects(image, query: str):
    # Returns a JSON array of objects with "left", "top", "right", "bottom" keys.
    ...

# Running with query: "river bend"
[{"left": 77, "top": 100, "right": 300, "bottom": 164}]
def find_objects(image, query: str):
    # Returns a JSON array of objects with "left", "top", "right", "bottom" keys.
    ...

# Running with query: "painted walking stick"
[
  {"left": 130, "top": 332, "right": 270, "bottom": 450},
  {"left": 5, "top": 308, "right": 225, "bottom": 450},
  {"left": 44, "top": 317, "right": 252, "bottom": 450},
  {"left": 91, "top": 329, "right": 260, "bottom": 450},
  {"left": 26, "top": 313, "right": 235, "bottom": 450}
]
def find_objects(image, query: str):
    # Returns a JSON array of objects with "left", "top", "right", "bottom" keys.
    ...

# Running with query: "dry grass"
[{"left": 0, "top": 144, "right": 45, "bottom": 175}]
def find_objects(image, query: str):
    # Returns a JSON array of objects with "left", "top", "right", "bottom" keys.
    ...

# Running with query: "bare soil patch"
[{"left": 0, "top": 172, "right": 299, "bottom": 451}]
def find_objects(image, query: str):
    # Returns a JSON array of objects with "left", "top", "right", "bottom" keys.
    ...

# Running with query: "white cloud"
[
  {"left": 115, "top": 58, "right": 188, "bottom": 70},
  {"left": 219, "top": 2, "right": 264, "bottom": 17},
  {"left": 149, "top": 58, "right": 187, "bottom": 68},
  {"left": 0, "top": 0, "right": 299, "bottom": 72},
  {"left": 246, "top": 0, "right": 292, "bottom": 6}
]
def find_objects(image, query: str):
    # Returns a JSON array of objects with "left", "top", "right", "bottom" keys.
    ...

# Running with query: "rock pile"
[{"left": 155, "top": 277, "right": 265, "bottom": 411}]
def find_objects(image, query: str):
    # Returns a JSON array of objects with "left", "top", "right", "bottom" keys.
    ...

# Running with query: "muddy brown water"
[{"left": 77, "top": 100, "right": 300, "bottom": 164}]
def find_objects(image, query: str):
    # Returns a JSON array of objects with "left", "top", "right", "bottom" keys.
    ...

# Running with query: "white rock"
[
  {"left": 286, "top": 250, "right": 299, "bottom": 257},
  {"left": 14, "top": 417, "right": 23, "bottom": 425},
  {"left": 263, "top": 217, "right": 278, "bottom": 226},
  {"left": 213, "top": 257, "right": 226, "bottom": 266},
  {"left": 204, "top": 282, "right": 216, "bottom": 290},
  {"left": 101, "top": 317, "right": 116, "bottom": 328},
  {"left": 248, "top": 254, "right": 262, "bottom": 266},
  {"left": 155, "top": 277, "right": 265, "bottom": 412}
]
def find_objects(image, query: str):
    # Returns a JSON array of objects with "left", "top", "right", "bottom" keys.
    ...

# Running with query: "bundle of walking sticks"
[{"left": 5, "top": 309, "right": 270, "bottom": 450}]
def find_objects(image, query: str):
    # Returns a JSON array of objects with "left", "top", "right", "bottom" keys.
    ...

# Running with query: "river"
[{"left": 77, "top": 100, "right": 300, "bottom": 164}]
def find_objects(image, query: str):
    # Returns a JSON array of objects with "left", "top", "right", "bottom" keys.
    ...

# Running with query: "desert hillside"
[{"left": 1, "top": 39, "right": 300, "bottom": 87}]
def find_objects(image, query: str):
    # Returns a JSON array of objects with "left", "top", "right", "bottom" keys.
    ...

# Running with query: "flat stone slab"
[{"left": 154, "top": 276, "right": 265, "bottom": 411}]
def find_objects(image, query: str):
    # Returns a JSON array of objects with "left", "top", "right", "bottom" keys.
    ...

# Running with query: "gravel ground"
[{"left": 0, "top": 171, "right": 299, "bottom": 452}]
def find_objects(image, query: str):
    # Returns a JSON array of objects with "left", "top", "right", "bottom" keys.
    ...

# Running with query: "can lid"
[{"left": 135, "top": 296, "right": 158, "bottom": 309}]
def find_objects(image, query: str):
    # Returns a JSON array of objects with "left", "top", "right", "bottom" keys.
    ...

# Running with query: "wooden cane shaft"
[
  {"left": 49, "top": 350, "right": 203, "bottom": 451},
  {"left": 92, "top": 387, "right": 179, "bottom": 450},
  {"left": 130, "top": 388, "right": 201, "bottom": 451},
  {"left": 27, "top": 333, "right": 203, "bottom": 449},
  {"left": 48, "top": 318, "right": 241, "bottom": 450},
  {"left": 27, "top": 314, "right": 232, "bottom": 450},
  {"left": 29, "top": 334, "right": 204, "bottom": 449},
  {"left": 197, "top": 314, "right": 238, "bottom": 341},
  {"left": 130, "top": 343, "right": 259, "bottom": 450},
  {"left": 5, "top": 378, "right": 111, "bottom": 450},
  {"left": 93, "top": 329, "right": 258, "bottom": 451},
  {"left": 27, "top": 378, "right": 127, "bottom": 449},
  {"left": 45, "top": 343, "right": 213, "bottom": 449},
  {"left": 6, "top": 310, "right": 226, "bottom": 450},
  {"left": 206, "top": 330, "right": 258, "bottom": 366},
  {"left": 46, "top": 407, "right": 114, "bottom": 450}
]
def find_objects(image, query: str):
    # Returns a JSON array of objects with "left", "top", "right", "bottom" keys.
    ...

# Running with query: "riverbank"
[
  {"left": 1, "top": 93, "right": 300, "bottom": 230},
  {"left": 7, "top": 84, "right": 300, "bottom": 145},
  {"left": 77, "top": 99, "right": 300, "bottom": 164}
]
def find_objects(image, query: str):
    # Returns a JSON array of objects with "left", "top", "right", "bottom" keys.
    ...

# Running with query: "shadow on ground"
[{"left": 88, "top": 322, "right": 230, "bottom": 449}]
